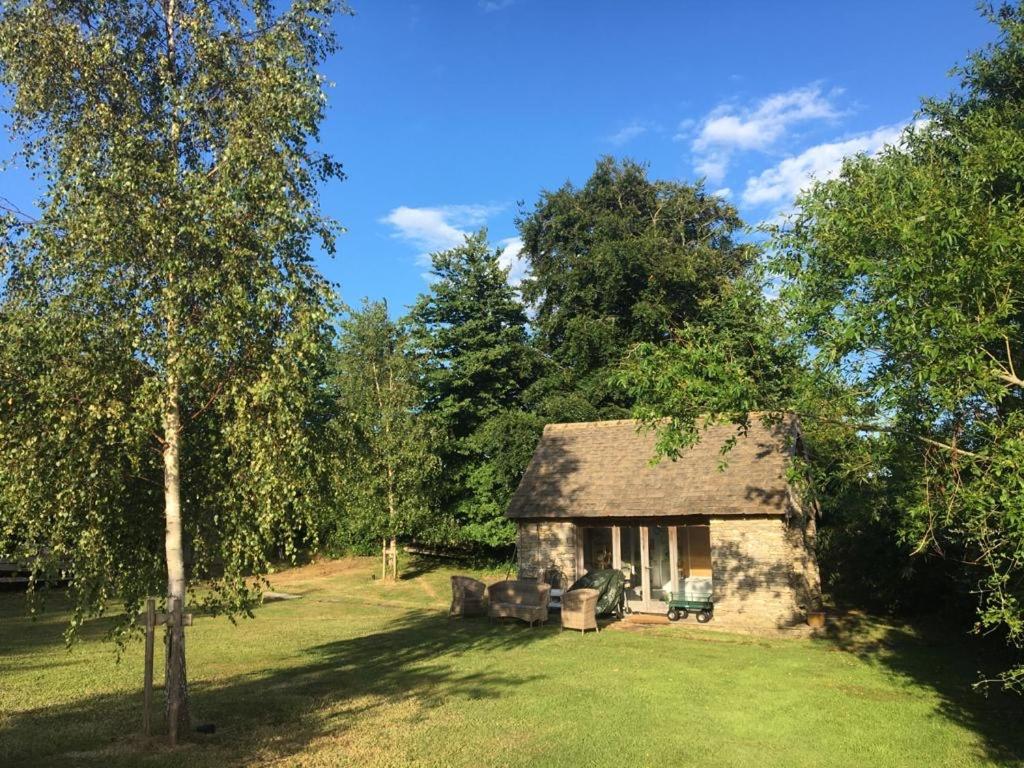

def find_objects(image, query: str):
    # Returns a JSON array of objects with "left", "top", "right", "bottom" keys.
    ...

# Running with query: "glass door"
[
  {"left": 647, "top": 525, "right": 672, "bottom": 606},
  {"left": 610, "top": 524, "right": 700, "bottom": 613},
  {"left": 619, "top": 526, "right": 644, "bottom": 612}
]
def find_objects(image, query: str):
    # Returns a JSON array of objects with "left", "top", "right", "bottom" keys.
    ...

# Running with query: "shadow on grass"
[
  {"left": 821, "top": 611, "right": 1024, "bottom": 765},
  {"left": 6, "top": 597, "right": 1024, "bottom": 767},
  {"left": 398, "top": 553, "right": 446, "bottom": 581},
  {"left": 0, "top": 608, "right": 553, "bottom": 767},
  {"left": 0, "top": 594, "right": 125, "bottom": 659},
  {"left": 399, "top": 552, "right": 512, "bottom": 582}
]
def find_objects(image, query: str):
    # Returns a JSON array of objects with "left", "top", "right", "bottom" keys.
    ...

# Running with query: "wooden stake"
[
  {"left": 138, "top": 597, "right": 192, "bottom": 744},
  {"left": 143, "top": 598, "right": 156, "bottom": 737}
]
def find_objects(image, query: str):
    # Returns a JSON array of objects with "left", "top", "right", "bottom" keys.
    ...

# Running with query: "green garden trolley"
[{"left": 663, "top": 582, "right": 714, "bottom": 623}]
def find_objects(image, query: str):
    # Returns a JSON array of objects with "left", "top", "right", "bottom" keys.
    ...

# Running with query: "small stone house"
[{"left": 506, "top": 416, "right": 821, "bottom": 630}]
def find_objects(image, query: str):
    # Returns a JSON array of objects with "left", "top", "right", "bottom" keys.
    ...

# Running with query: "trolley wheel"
[
  {"left": 667, "top": 608, "right": 680, "bottom": 622},
  {"left": 697, "top": 609, "right": 712, "bottom": 623}
]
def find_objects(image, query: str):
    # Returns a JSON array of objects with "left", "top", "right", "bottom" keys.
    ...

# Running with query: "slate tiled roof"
[{"left": 506, "top": 416, "right": 798, "bottom": 519}]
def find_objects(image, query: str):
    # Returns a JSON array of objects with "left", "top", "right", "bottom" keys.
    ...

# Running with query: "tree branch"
[{"left": 0, "top": 197, "right": 37, "bottom": 224}]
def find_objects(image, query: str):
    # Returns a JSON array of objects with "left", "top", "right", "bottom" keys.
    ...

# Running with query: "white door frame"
[
  {"left": 576, "top": 521, "right": 684, "bottom": 614},
  {"left": 640, "top": 525, "right": 651, "bottom": 607}
]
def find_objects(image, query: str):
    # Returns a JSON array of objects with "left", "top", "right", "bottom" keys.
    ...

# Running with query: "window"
[{"left": 677, "top": 525, "right": 712, "bottom": 579}]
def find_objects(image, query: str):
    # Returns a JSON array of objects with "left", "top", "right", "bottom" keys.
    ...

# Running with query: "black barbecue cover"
[{"left": 566, "top": 569, "right": 625, "bottom": 616}]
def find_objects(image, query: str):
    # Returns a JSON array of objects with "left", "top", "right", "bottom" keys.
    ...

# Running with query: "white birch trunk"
[
  {"left": 385, "top": 467, "right": 398, "bottom": 581},
  {"left": 163, "top": 374, "right": 189, "bottom": 740},
  {"left": 159, "top": 0, "right": 189, "bottom": 739}
]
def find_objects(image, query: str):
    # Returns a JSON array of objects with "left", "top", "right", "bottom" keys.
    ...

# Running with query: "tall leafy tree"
[
  {"left": 518, "top": 156, "right": 753, "bottom": 416},
  {"left": 621, "top": 5, "right": 1024, "bottom": 689},
  {"left": 409, "top": 232, "right": 540, "bottom": 547},
  {"left": 770, "top": 5, "right": 1024, "bottom": 689},
  {"left": 617, "top": 276, "right": 893, "bottom": 606},
  {"left": 0, "top": 0, "right": 345, "bottom": 733},
  {"left": 330, "top": 301, "right": 444, "bottom": 578},
  {"left": 619, "top": 278, "right": 804, "bottom": 455}
]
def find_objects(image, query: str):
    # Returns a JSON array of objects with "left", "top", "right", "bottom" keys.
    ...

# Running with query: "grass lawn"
[{"left": 2, "top": 557, "right": 1023, "bottom": 768}]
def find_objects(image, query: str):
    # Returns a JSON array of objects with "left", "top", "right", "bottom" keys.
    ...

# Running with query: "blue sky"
[{"left": 0, "top": 1, "right": 999, "bottom": 313}]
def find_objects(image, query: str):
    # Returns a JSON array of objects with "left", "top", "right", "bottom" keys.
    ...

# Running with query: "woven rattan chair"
[
  {"left": 560, "top": 588, "right": 600, "bottom": 634},
  {"left": 449, "top": 576, "right": 487, "bottom": 619}
]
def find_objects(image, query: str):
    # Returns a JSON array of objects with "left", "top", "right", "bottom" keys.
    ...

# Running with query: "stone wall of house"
[
  {"left": 513, "top": 512, "right": 821, "bottom": 631},
  {"left": 709, "top": 512, "right": 820, "bottom": 629},
  {"left": 516, "top": 520, "right": 578, "bottom": 587}
]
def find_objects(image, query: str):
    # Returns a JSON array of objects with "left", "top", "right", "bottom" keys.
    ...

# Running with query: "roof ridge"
[
  {"left": 541, "top": 412, "right": 788, "bottom": 434},
  {"left": 542, "top": 419, "right": 640, "bottom": 433}
]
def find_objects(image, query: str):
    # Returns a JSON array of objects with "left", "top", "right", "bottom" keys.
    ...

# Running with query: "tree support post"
[
  {"left": 138, "top": 597, "right": 193, "bottom": 745},
  {"left": 143, "top": 598, "right": 156, "bottom": 737}
]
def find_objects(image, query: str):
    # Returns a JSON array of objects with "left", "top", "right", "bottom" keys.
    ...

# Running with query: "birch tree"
[
  {"left": 330, "top": 302, "right": 443, "bottom": 580},
  {"left": 0, "top": 0, "right": 346, "bottom": 735}
]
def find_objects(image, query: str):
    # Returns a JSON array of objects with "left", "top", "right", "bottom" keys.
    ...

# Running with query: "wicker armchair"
[
  {"left": 449, "top": 576, "right": 487, "bottom": 619},
  {"left": 560, "top": 588, "right": 600, "bottom": 634}
]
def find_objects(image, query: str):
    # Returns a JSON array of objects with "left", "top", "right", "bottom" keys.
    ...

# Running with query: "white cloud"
[
  {"left": 381, "top": 204, "right": 500, "bottom": 262},
  {"left": 694, "top": 85, "right": 840, "bottom": 152},
  {"left": 688, "top": 84, "right": 842, "bottom": 183},
  {"left": 694, "top": 153, "right": 729, "bottom": 185},
  {"left": 712, "top": 187, "right": 732, "bottom": 199},
  {"left": 381, "top": 203, "right": 527, "bottom": 286},
  {"left": 672, "top": 118, "right": 696, "bottom": 140},
  {"left": 741, "top": 122, "right": 910, "bottom": 208},
  {"left": 606, "top": 120, "right": 650, "bottom": 146},
  {"left": 479, "top": 0, "right": 515, "bottom": 11},
  {"left": 497, "top": 236, "right": 529, "bottom": 286}
]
